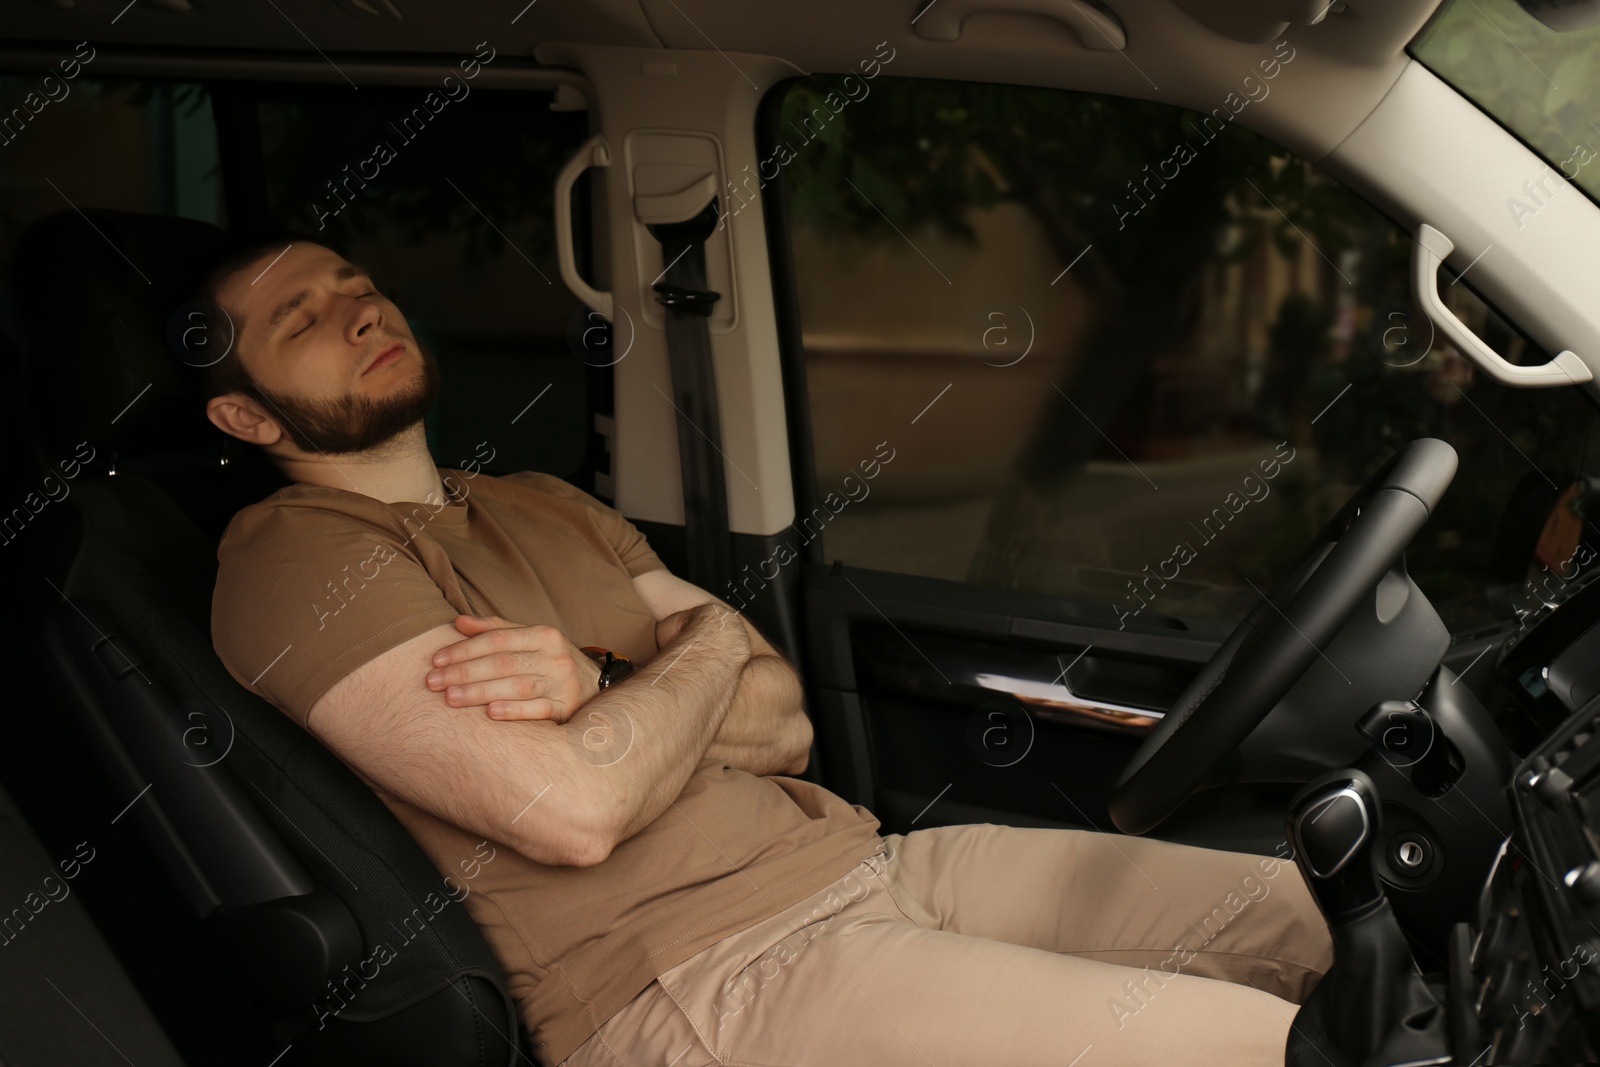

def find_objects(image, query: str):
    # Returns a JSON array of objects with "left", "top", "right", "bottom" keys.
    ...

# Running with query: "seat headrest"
[{"left": 14, "top": 209, "right": 231, "bottom": 459}]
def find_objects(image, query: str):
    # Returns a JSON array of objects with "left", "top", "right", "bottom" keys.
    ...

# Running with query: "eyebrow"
[{"left": 259, "top": 262, "right": 372, "bottom": 340}]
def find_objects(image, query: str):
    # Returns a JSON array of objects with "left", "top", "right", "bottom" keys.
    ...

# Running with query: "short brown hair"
[{"left": 190, "top": 234, "right": 342, "bottom": 401}]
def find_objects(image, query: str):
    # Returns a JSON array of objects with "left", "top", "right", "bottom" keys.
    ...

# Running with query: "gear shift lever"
[
  {"left": 1288, "top": 771, "right": 1383, "bottom": 923},
  {"left": 1284, "top": 769, "right": 1452, "bottom": 1067}
]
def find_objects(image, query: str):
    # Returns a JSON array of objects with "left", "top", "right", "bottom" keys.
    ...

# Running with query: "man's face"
[{"left": 213, "top": 242, "right": 439, "bottom": 456}]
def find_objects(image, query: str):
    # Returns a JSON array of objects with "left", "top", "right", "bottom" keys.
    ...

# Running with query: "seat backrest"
[{"left": 8, "top": 208, "right": 531, "bottom": 1066}]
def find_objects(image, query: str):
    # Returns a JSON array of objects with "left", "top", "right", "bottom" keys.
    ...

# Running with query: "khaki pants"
[{"left": 561, "top": 823, "right": 1334, "bottom": 1067}]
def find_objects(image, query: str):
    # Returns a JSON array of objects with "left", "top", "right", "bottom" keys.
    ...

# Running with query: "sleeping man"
[{"left": 201, "top": 237, "right": 1332, "bottom": 1067}]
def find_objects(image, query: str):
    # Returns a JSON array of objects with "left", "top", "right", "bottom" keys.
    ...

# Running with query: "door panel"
[
  {"left": 801, "top": 562, "right": 1311, "bottom": 853},
  {"left": 804, "top": 564, "right": 1214, "bottom": 818}
]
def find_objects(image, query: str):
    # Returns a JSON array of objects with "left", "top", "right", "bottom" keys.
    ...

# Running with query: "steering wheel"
[{"left": 1108, "top": 437, "right": 1459, "bottom": 835}]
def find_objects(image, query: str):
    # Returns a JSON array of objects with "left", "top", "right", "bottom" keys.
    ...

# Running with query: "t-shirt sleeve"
[
  {"left": 506, "top": 472, "right": 669, "bottom": 580},
  {"left": 211, "top": 504, "right": 461, "bottom": 733}
]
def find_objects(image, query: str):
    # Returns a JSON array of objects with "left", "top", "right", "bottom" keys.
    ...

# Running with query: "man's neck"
[{"left": 276, "top": 423, "right": 451, "bottom": 506}]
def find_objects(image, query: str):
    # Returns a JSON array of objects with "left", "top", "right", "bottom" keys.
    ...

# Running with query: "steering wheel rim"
[{"left": 1107, "top": 437, "right": 1459, "bottom": 835}]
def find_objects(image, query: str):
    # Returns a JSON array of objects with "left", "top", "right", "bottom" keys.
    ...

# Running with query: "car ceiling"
[
  {"left": 1, "top": 0, "right": 1445, "bottom": 159},
  {"left": 0, "top": 0, "right": 1442, "bottom": 63}
]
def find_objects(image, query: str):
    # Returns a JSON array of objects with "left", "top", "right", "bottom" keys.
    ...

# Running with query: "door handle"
[{"left": 974, "top": 671, "right": 1163, "bottom": 733}]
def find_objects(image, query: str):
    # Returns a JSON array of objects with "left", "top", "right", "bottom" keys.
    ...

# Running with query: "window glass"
[
  {"left": 1411, "top": 0, "right": 1600, "bottom": 208},
  {"left": 772, "top": 74, "right": 1600, "bottom": 636},
  {"left": 255, "top": 85, "right": 594, "bottom": 483}
]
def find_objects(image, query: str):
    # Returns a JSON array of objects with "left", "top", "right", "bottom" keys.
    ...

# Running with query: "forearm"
[
  {"left": 704, "top": 654, "right": 814, "bottom": 776},
  {"left": 557, "top": 603, "right": 750, "bottom": 852}
]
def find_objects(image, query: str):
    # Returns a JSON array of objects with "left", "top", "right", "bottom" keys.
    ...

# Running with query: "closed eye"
[{"left": 289, "top": 291, "right": 376, "bottom": 339}]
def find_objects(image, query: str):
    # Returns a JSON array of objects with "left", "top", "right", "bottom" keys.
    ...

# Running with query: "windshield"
[{"left": 1411, "top": 0, "right": 1600, "bottom": 208}]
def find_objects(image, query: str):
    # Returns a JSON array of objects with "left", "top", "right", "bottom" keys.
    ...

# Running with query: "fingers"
[
  {"left": 426, "top": 648, "right": 589, "bottom": 715},
  {"left": 433, "top": 617, "right": 560, "bottom": 667},
  {"left": 654, "top": 608, "right": 696, "bottom": 648},
  {"left": 429, "top": 616, "right": 594, "bottom": 718},
  {"left": 428, "top": 649, "right": 540, "bottom": 690},
  {"left": 453, "top": 613, "right": 513, "bottom": 634},
  {"left": 484, "top": 697, "right": 566, "bottom": 722},
  {"left": 433, "top": 672, "right": 587, "bottom": 716},
  {"left": 427, "top": 649, "right": 579, "bottom": 695},
  {"left": 434, "top": 675, "right": 574, "bottom": 722}
]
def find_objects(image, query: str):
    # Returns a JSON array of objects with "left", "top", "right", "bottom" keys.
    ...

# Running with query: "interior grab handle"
[
  {"left": 1411, "top": 223, "right": 1590, "bottom": 387},
  {"left": 911, "top": 0, "right": 1127, "bottom": 50},
  {"left": 555, "top": 133, "right": 613, "bottom": 320}
]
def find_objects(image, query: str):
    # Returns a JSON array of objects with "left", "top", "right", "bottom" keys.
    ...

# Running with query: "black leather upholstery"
[{"left": 9, "top": 209, "right": 533, "bottom": 1066}]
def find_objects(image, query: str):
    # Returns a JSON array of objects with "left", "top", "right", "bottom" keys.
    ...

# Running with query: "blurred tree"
[
  {"left": 780, "top": 75, "right": 1371, "bottom": 488},
  {"left": 1413, "top": 0, "right": 1600, "bottom": 203}
]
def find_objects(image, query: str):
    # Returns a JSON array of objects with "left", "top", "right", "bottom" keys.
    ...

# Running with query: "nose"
[{"left": 346, "top": 292, "right": 384, "bottom": 341}]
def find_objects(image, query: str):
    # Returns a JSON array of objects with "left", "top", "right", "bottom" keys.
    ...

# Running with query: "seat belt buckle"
[{"left": 652, "top": 282, "right": 721, "bottom": 317}]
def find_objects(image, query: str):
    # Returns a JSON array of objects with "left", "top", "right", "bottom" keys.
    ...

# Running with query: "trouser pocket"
[{"left": 656, "top": 859, "right": 890, "bottom": 1060}]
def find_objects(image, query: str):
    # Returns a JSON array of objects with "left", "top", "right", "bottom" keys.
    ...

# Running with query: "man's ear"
[{"left": 206, "top": 394, "right": 283, "bottom": 446}]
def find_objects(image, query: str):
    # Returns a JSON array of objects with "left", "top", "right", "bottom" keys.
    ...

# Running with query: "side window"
[
  {"left": 250, "top": 83, "right": 594, "bottom": 485},
  {"left": 772, "top": 73, "right": 1600, "bottom": 636}
]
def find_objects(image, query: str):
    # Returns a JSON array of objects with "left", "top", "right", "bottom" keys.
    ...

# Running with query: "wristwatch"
[{"left": 579, "top": 646, "right": 634, "bottom": 690}]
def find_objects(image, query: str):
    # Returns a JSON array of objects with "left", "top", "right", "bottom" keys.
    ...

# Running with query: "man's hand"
[
  {"left": 424, "top": 614, "right": 601, "bottom": 722},
  {"left": 654, "top": 607, "right": 697, "bottom": 650}
]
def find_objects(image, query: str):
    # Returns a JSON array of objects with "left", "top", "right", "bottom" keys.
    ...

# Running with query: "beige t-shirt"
[{"left": 210, "top": 468, "right": 883, "bottom": 1063}]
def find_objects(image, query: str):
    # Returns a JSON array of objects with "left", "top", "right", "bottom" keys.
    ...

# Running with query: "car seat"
[{"left": 7, "top": 208, "right": 534, "bottom": 1067}]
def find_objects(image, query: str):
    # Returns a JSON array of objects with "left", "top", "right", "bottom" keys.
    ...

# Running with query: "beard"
[{"left": 247, "top": 342, "right": 442, "bottom": 456}]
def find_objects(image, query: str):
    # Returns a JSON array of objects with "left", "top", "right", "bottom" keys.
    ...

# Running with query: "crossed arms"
[
  {"left": 623, "top": 568, "right": 814, "bottom": 778},
  {"left": 304, "top": 569, "right": 814, "bottom": 868}
]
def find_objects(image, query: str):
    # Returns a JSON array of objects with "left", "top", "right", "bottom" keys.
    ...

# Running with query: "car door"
[{"left": 756, "top": 73, "right": 1600, "bottom": 852}]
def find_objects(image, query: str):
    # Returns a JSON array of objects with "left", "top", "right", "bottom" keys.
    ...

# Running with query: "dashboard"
[{"left": 1465, "top": 572, "right": 1600, "bottom": 1063}]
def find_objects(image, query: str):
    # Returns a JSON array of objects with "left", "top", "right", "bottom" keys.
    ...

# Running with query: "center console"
[
  {"left": 1291, "top": 569, "right": 1600, "bottom": 1065},
  {"left": 1468, "top": 570, "right": 1600, "bottom": 1063},
  {"left": 1469, "top": 695, "right": 1600, "bottom": 1063}
]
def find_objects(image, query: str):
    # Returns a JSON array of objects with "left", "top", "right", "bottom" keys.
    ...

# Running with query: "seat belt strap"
[{"left": 646, "top": 198, "right": 733, "bottom": 592}]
